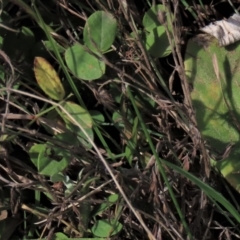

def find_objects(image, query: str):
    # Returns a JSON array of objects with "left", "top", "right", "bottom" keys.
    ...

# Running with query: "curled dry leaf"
[{"left": 201, "top": 14, "right": 240, "bottom": 46}]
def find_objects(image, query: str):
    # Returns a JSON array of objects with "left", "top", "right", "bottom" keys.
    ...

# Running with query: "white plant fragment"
[{"left": 201, "top": 14, "right": 240, "bottom": 46}]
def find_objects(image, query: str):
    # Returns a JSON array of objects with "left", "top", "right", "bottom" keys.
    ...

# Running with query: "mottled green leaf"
[{"left": 185, "top": 34, "right": 240, "bottom": 191}]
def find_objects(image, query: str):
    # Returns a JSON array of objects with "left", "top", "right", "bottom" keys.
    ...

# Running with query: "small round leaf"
[
  {"left": 91, "top": 220, "right": 122, "bottom": 237},
  {"left": 144, "top": 26, "right": 171, "bottom": 57},
  {"left": 65, "top": 44, "right": 105, "bottom": 80},
  {"left": 83, "top": 11, "right": 117, "bottom": 52},
  {"left": 143, "top": 4, "right": 174, "bottom": 31},
  {"left": 61, "top": 101, "right": 93, "bottom": 129}
]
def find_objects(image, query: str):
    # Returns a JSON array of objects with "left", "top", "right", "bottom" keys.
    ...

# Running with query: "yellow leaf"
[{"left": 34, "top": 57, "right": 65, "bottom": 100}]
